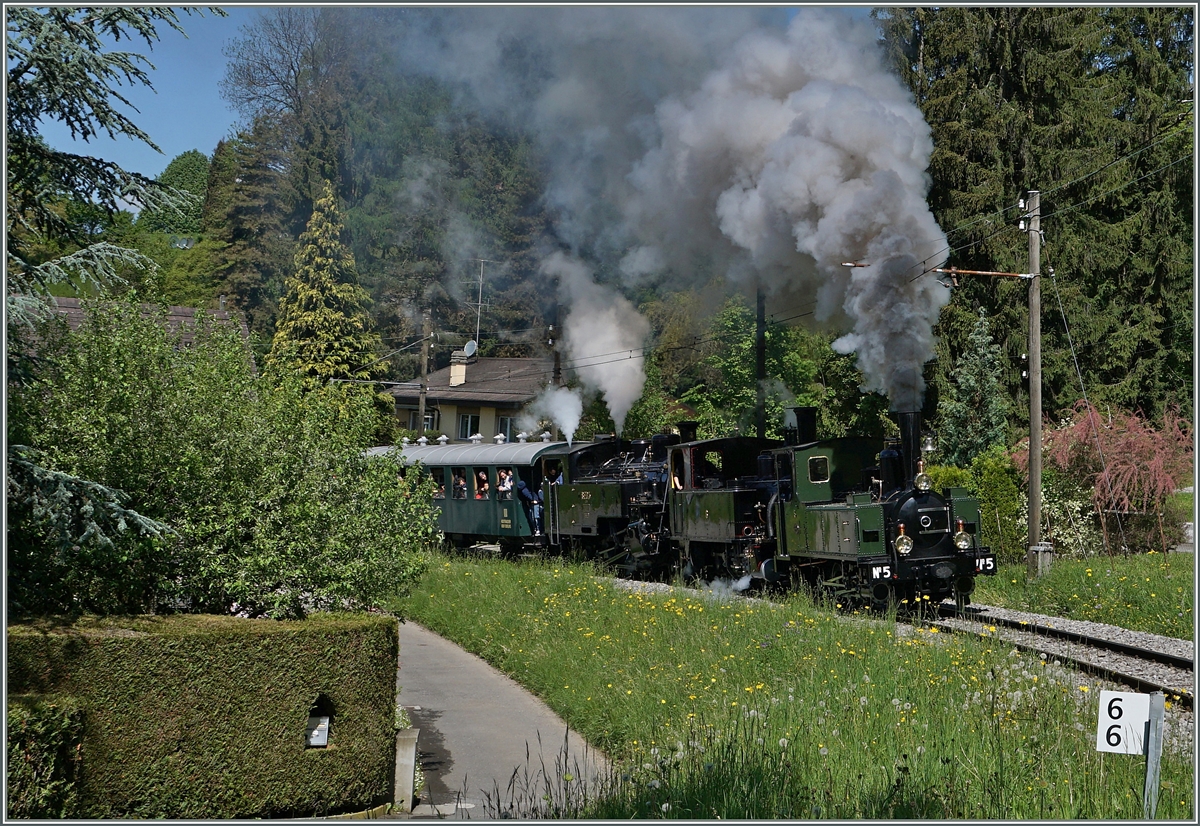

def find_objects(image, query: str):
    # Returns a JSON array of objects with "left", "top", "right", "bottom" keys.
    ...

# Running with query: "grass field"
[
  {"left": 973, "top": 552, "right": 1194, "bottom": 640},
  {"left": 399, "top": 555, "right": 1194, "bottom": 819}
]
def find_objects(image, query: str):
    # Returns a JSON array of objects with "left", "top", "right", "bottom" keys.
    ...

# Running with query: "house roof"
[
  {"left": 390, "top": 356, "right": 555, "bottom": 408},
  {"left": 51, "top": 297, "right": 250, "bottom": 347}
]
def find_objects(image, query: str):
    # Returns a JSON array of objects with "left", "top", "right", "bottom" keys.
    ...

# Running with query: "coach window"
[
  {"left": 473, "top": 467, "right": 491, "bottom": 500},
  {"left": 451, "top": 467, "right": 468, "bottom": 499},
  {"left": 808, "top": 456, "right": 830, "bottom": 484},
  {"left": 430, "top": 467, "right": 446, "bottom": 499}
]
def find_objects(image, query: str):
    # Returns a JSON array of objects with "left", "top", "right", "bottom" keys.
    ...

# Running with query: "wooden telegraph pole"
[
  {"left": 417, "top": 308, "right": 432, "bottom": 435},
  {"left": 756, "top": 287, "right": 767, "bottom": 439},
  {"left": 1026, "top": 191, "right": 1045, "bottom": 577}
]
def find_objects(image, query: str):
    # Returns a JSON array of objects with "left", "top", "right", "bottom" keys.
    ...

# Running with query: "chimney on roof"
[{"left": 450, "top": 349, "right": 476, "bottom": 387}]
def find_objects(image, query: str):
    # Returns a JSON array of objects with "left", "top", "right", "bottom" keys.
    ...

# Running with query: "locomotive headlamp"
[
  {"left": 914, "top": 459, "right": 932, "bottom": 492},
  {"left": 954, "top": 519, "right": 972, "bottom": 550},
  {"left": 894, "top": 524, "right": 914, "bottom": 555}
]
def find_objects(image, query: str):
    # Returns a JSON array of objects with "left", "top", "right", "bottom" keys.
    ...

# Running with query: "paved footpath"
[{"left": 389, "top": 621, "right": 609, "bottom": 820}]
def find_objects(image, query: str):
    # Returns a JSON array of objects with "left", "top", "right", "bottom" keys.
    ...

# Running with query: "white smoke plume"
[
  {"left": 622, "top": 10, "right": 949, "bottom": 410},
  {"left": 521, "top": 385, "right": 584, "bottom": 445},
  {"left": 540, "top": 252, "right": 650, "bottom": 433},
  {"left": 388, "top": 7, "right": 949, "bottom": 413}
]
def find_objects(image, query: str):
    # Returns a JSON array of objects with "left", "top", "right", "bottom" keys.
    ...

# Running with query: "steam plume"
[
  {"left": 522, "top": 385, "right": 584, "bottom": 445},
  {"left": 390, "top": 7, "right": 949, "bottom": 414},
  {"left": 540, "top": 252, "right": 650, "bottom": 434}
]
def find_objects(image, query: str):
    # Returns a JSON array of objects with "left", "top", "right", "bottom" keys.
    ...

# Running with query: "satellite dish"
[{"left": 463, "top": 340, "right": 477, "bottom": 357}]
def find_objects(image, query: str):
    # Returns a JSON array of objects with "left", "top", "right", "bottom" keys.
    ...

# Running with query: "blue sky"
[{"left": 36, "top": 7, "right": 259, "bottom": 179}]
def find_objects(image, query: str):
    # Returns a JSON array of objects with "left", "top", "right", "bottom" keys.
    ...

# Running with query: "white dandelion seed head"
[{"left": 779, "top": 738, "right": 789, "bottom": 748}]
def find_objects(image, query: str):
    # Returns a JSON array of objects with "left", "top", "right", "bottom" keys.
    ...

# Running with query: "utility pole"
[
  {"left": 1026, "top": 190, "right": 1045, "bottom": 577},
  {"left": 548, "top": 312, "right": 561, "bottom": 442},
  {"left": 756, "top": 287, "right": 767, "bottom": 439},
  {"left": 417, "top": 308, "right": 432, "bottom": 435}
]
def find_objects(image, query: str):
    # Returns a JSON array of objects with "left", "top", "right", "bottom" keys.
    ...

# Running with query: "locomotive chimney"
[
  {"left": 896, "top": 411, "right": 921, "bottom": 487},
  {"left": 793, "top": 406, "right": 817, "bottom": 444},
  {"left": 677, "top": 420, "right": 699, "bottom": 443}
]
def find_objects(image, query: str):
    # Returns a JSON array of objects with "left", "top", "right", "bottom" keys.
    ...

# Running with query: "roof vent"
[
  {"left": 540, "top": 431, "right": 552, "bottom": 443},
  {"left": 517, "top": 432, "right": 529, "bottom": 443},
  {"left": 437, "top": 434, "right": 449, "bottom": 445},
  {"left": 417, "top": 436, "right": 429, "bottom": 446},
  {"left": 469, "top": 433, "right": 483, "bottom": 444},
  {"left": 401, "top": 437, "right": 411, "bottom": 447},
  {"left": 494, "top": 433, "right": 506, "bottom": 444}
]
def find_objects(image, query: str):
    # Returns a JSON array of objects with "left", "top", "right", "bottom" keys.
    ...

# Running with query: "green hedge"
[
  {"left": 7, "top": 613, "right": 398, "bottom": 818},
  {"left": 6, "top": 694, "right": 85, "bottom": 819}
]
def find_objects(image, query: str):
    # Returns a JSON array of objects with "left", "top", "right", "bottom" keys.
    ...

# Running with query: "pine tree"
[
  {"left": 937, "top": 309, "right": 1008, "bottom": 467},
  {"left": 267, "top": 180, "right": 382, "bottom": 386}
]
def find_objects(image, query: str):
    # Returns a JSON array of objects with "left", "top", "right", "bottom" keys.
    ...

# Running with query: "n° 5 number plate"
[{"left": 975, "top": 556, "right": 996, "bottom": 574}]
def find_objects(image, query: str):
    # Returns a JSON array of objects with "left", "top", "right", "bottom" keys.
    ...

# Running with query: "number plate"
[
  {"left": 974, "top": 555, "right": 996, "bottom": 574},
  {"left": 867, "top": 564, "right": 892, "bottom": 580},
  {"left": 1095, "top": 690, "right": 1150, "bottom": 754}
]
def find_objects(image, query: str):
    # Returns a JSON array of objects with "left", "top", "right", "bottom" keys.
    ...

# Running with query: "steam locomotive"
[{"left": 373, "top": 408, "right": 996, "bottom": 609}]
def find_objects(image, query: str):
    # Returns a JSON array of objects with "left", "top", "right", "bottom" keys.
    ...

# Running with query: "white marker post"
[{"left": 1095, "top": 690, "right": 1166, "bottom": 819}]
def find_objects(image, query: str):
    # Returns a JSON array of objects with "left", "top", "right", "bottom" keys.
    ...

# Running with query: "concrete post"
[{"left": 394, "top": 728, "right": 420, "bottom": 813}]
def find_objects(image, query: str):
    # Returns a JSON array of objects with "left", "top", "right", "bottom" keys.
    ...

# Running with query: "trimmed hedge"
[
  {"left": 7, "top": 613, "right": 398, "bottom": 818},
  {"left": 6, "top": 694, "right": 85, "bottom": 819}
]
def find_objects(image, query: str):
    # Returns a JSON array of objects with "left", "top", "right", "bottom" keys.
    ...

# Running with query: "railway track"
[{"left": 930, "top": 602, "right": 1195, "bottom": 709}]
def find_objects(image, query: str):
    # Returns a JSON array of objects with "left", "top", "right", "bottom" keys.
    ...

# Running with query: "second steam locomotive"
[{"left": 374, "top": 407, "right": 996, "bottom": 608}]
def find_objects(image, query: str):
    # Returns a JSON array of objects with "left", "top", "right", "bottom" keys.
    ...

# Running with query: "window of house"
[
  {"left": 459, "top": 414, "right": 481, "bottom": 440},
  {"left": 496, "top": 416, "right": 514, "bottom": 441},
  {"left": 409, "top": 410, "right": 437, "bottom": 432}
]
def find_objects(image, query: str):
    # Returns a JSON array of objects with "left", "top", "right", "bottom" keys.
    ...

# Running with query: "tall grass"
[
  {"left": 400, "top": 556, "right": 1194, "bottom": 819},
  {"left": 974, "top": 553, "right": 1194, "bottom": 640}
]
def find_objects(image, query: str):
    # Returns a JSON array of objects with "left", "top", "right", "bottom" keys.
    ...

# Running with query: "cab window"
[{"left": 808, "top": 456, "right": 830, "bottom": 484}]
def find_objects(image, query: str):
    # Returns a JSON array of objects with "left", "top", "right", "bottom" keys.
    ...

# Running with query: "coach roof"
[{"left": 366, "top": 441, "right": 570, "bottom": 466}]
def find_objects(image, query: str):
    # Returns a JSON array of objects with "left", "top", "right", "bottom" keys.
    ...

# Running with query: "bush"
[
  {"left": 1019, "top": 401, "right": 1194, "bottom": 553},
  {"left": 6, "top": 694, "right": 85, "bottom": 819},
  {"left": 7, "top": 613, "right": 399, "bottom": 818},
  {"left": 927, "top": 445, "right": 1025, "bottom": 564},
  {"left": 8, "top": 298, "right": 436, "bottom": 617}
]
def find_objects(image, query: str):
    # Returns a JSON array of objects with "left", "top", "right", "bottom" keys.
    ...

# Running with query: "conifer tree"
[
  {"left": 136, "top": 149, "right": 210, "bottom": 234},
  {"left": 208, "top": 121, "right": 296, "bottom": 344},
  {"left": 875, "top": 7, "right": 1193, "bottom": 426},
  {"left": 267, "top": 180, "right": 382, "bottom": 387},
  {"left": 936, "top": 309, "right": 1008, "bottom": 467}
]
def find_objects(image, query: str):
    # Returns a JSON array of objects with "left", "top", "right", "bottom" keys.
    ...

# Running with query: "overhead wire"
[{"left": 1043, "top": 245, "right": 1128, "bottom": 551}]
